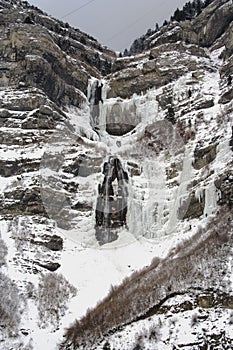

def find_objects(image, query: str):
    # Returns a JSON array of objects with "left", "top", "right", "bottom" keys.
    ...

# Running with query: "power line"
[
  {"left": 61, "top": 0, "right": 97, "bottom": 19},
  {"left": 107, "top": 11, "right": 152, "bottom": 42},
  {"left": 106, "top": 0, "right": 172, "bottom": 45}
]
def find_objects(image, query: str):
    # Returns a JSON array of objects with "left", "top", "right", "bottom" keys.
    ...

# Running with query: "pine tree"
[
  {"left": 166, "top": 105, "right": 176, "bottom": 124},
  {"left": 204, "top": 0, "right": 212, "bottom": 7},
  {"left": 123, "top": 48, "right": 129, "bottom": 56},
  {"left": 195, "top": 0, "right": 202, "bottom": 15},
  {"left": 183, "top": 1, "right": 193, "bottom": 20},
  {"left": 146, "top": 28, "right": 152, "bottom": 37},
  {"left": 103, "top": 341, "right": 111, "bottom": 350}
]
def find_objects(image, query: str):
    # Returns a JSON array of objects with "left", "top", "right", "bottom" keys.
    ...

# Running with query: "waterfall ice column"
[
  {"left": 95, "top": 156, "right": 129, "bottom": 245},
  {"left": 204, "top": 181, "right": 219, "bottom": 217},
  {"left": 166, "top": 148, "right": 193, "bottom": 234},
  {"left": 88, "top": 78, "right": 107, "bottom": 132},
  {"left": 128, "top": 158, "right": 166, "bottom": 240}
]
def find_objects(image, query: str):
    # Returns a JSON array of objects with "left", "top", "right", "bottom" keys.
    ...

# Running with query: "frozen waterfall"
[{"left": 95, "top": 156, "right": 129, "bottom": 245}]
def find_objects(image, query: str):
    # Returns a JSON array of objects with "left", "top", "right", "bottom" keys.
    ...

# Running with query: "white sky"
[{"left": 28, "top": 0, "right": 189, "bottom": 51}]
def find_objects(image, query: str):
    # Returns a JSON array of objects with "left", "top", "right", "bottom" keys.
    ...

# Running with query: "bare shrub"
[
  {"left": 229, "top": 312, "right": 233, "bottom": 325},
  {"left": 38, "top": 272, "right": 77, "bottom": 330},
  {"left": 0, "top": 238, "right": 7, "bottom": 267},
  {"left": 131, "top": 323, "right": 161, "bottom": 350},
  {"left": 0, "top": 271, "right": 22, "bottom": 334}
]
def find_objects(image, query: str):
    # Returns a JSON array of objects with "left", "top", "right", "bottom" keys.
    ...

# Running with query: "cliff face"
[
  {"left": 0, "top": 1, "right": 232, "bottom": 350},
  {"left": 0, "top": 0, "right": 115, "bottom": 106},
  {"left": 108, "top": 0, "right": 233, "bottom": 100}
]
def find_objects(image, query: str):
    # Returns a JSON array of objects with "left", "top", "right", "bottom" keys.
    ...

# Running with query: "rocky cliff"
[{"left": 0, "top": 0, "right": 232, "bottom": 349}]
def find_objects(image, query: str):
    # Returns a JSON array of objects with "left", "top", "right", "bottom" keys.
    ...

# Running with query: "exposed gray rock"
[
  {"left": 0, "top": 158, "right": 40, "bottom": 177},
  {"left": 2, "top": 186, "right": 46, "bottom": 215},
  {"left": 108, "top": 42, "right": 208, "bottom": 99},
  {"left": 0, "top": 3, "right": 115, "bottom": 107},
  {"left": 145, "top": 0, "right": 233, "bottom": 49},
  {"left": 22, "top": 113, "right": 55, "bottom": 130},
  {"left": 62, "top": 154, "right": 102, "bottom": 177}
]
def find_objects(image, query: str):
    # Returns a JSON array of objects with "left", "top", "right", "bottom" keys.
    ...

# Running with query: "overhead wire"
[
  {"left": 61, "top": 0, "right": 98, "bottom": 19},
  {"left": 60, "top": 0, "right": 180, "bottom": 49},
  {"left": 106, "top": 0, "right": 174, "bottom": 46}
]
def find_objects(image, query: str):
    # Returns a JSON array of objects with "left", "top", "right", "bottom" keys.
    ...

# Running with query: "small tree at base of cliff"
[
  {"left": 0, "top": 272, "right": 22, "bottom": 334},
  {"left": 166, "top": 105, "right": 176, "bottom": 124},
  {"left": 38, "top": 272, "right": 77, "bottom": 330}
]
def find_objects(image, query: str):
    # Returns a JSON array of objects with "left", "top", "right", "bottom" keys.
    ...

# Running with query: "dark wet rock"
[
  {"left": 37, "top": 261, "right": 61, "bottom": 272},
  {"left": 230, "top": 126, "right": 233, "bottom": 150},
  {"left": 127, "top": 161, "right": 141, "bottom": 177},
  {"left": 192, "top": 144, "right": 217, "bottom": 170},
  {"left": 215, "top": 170, "right": 233, "bottom": 208},
  {"left": 179, "top": 192, "right": 205, "bottom": 220},
  {"left": 195, "top": 98, "right": 214, "bottom": 110},
  {"left": 43, "top": 234, "right": 63, "bottom": 251},
  {"left": 219, "top": 87, "right": 233, "bottom": 104},
  {"left": 95, "top": 157, "right": 128, "bottom": 245}
]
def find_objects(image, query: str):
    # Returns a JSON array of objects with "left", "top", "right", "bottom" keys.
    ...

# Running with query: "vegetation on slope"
[{"left": 61, "top": 206, "right": 233, "bottom": 349}]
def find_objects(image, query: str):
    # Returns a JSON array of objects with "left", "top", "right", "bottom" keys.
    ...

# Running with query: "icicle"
[
  {"left": 166, "top": 148, "right": 193, "bottom": 234},
  {"left": 204, "top": 181, "right": 219, "bottom": 217},
  {"left": 195, "top": 187, "right": 204, "bottom": 202}
]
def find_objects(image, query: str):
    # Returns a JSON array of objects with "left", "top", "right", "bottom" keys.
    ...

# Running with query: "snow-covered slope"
[{"left": 0, "top": 1, "right": 232, "bottom": 350}]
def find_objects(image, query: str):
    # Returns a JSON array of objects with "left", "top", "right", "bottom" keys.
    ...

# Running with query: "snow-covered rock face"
[{"left": 0, "top": 1, "right": 233, "bottom": 350}]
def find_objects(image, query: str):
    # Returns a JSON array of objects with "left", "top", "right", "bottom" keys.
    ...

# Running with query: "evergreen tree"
[
  {"left": 183, "top": 1, "right": 193, "bottom": 20},
  {"left": 129, "top": 37, "right": 145, "bottom": 55},
  {"left": 195, "top": 0, "right": 202, "bottom": 15},
  {"left": 146, "top": 28, "right": 152, "bottom": 37},
  {"left": 103, "top": 341, "right": 111, "bottom": 350},
  {"left": 204, "top": 0, "right": 212, "bottom": 7},
  {"left": 123, "top": 48, "right": 129, "bottom": 56},
  {"left": 166, "top": 105, "right": 176, "bottom": 124}
]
